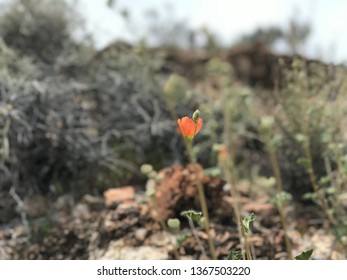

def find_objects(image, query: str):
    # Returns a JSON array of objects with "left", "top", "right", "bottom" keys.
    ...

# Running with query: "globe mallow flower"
[{"left": 177, "top": 110, "right": 202, "bottom": 142}]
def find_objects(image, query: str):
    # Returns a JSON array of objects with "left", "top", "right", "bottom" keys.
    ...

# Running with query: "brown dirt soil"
[{"left": 1, "top": 163, "right": 345, "bottom": 260}]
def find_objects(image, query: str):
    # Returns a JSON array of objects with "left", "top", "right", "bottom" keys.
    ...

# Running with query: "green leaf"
[
  {"left": 242, "top": 213, "right": 255, "bottom": 234},
  {"left": 295, "top": 249, "right": 313, "bottom": 260},
  {"left": 270, "top": 134, "right": 283, "bottom": 148},
  {"left": 203, "top": 167, "right": 221, "bottom": 177},
  {"left": 297, "top": 158, "right": 310, "bottom": 169},
  {"left": 302, "top": 192, "right": 317, "bottom": 201},
  {"left": 325, "top": 186, "right": 336, "bottom": 195},
  {"left": 227, "top": 250, "right": 243, "bottom": 260},
  {"left": 273, "top": 191, "right": 293, "bottom": 207},
  {"left": 321, "top": 132, "right": 332, "bottom": 143},
  {"left": 318, "top": 175, "right": 331, "bottom": 185},
  {"left": 177, "top": 232, "right": 192, "bottom": 246},
  {"left": 181, "top": 210, "right": 202, "bottom": 222},
  {"left": 295, "top": 133, "right": 306, "bottom": 143}
]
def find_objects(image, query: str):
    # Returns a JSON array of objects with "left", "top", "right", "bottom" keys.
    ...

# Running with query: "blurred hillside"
[{"left": 0, "top": 0, "right": 343, "bottom": 215}]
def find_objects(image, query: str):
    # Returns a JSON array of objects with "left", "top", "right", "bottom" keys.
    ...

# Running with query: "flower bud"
[
  {"left": 192, "top": 109, "right": 200, "bottom": 124},
  {"left": 167, "top": 218, "right": 181, "bottom": 232},
  {"left": 260, "top": 116, "right": 275, "bottom": 131},
  {"left": 140, "top": 164, "right": 153, "bottom": 175}
]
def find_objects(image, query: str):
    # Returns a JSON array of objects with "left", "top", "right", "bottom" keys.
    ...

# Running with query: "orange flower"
[{"left": 177, "top": 116, "right": 203, "bottom": 141}]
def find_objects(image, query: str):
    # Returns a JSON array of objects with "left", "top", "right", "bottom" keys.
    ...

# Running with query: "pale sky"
[{"left": 74, "top": 0, "right": 346, "bottom": 64}]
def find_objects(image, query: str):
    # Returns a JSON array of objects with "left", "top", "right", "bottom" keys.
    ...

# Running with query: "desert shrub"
[
  {"left": 234, "top": 58, "right": 347, "bottom": 243},
  {"left": 84, "top": 47, "right": 196, "bottom": 170},
  {"left": 253, "top": 60, "right": 347, "bottom": 196},
  {"left": 0, "top": 0, "right": 80, "bottom": 64},
  {"left": 0, "top": 34, "right": 194, "bottom": 199}
]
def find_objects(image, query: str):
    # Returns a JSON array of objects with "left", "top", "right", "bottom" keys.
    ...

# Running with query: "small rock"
[
  {"left": 11, "top": 225, "right": 28, "bottom": 239},
  {"left": 54, "top": 194, "right": 73, "bottom": 210},
  {"left": 121, "top": 246, "right": 169, "bottom": 260},
  {"left": 237, "top": 179, "right": 252, "bottom": 194},
  {"left": 103, "top": 186, "right": 135, "bottom": 208},
  {"left": 331, "top": 250, "right": 345, "bottom": 260},
  {"left": 24, "top": 195, "right": 47, "bottom": 218},
  {"left": 134, "top": 228, "right": 148, "bottom": 242},
  {"left": 114, "top": 203, "right": 139, "bottom": 217},
  {"left": 72, "top": 203, "right": 89, "bottom": 219},
  {"left": 148, "top": 231, "right": 175, "bottom": 247},
  {"left": 94, "top": 239, "right": 169, "bottom": 260},
  {"left": 81, "top": 194, "right": 104, "bottom": 210},
  {"left": 179, "top": 255, "right": 194, "bottom": 260}
]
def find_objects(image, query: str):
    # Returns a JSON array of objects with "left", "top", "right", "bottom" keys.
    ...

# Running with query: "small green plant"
[
  {"left": 181, "top": 210, "right": 208, "bottom": 258},
  {"left": 215, "top": 143, "right": 245, "bottom": 257},
  {"left": 205, "top": 58, "right": 256, "bottom": 259},
  {"left": 241, "top": 213, "right": 256, "bottom": 260},
  {"left": 141, "top": 163, "right": 166, "bottom": 230},
  {"left": 260, "top": 115, "right": 293, "bottom": 259},
  {"left": 227, "top": 249, "right": 243, "bottom": 260}
]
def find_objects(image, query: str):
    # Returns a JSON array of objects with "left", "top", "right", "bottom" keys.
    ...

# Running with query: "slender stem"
[
  {"left": 332, "top": 144, "right": 345, "bottom": 197},
  {"left": 324, "top": 156, "right": 340, "bottom": 215},
  {"left": 302, "top": 139, "right": 337, "bottom": 225},
  {"left": 186, "top": 141, "right": 216, "bottom": 259},
  {"left": 222, "top": 98, "right": 247, "bottom": 259},
  {"left": 166, "top": 101, "right": 178, "bottom": 122},
  {"left": 300, "top": 114, "right": 337, "bottom": 225},
  {"left": 267, "top": 146, "right": 293, "bottom": 260},
  {"left": 278, "top": 207, "right": 292, "bottom": 259},
  {"left": 240, "top": 220, "right": 253, "bottom": 260},
  {"left": 188, "top": 218, "right": 207, "bottom": 258},
  {"left": 222, "top": 160, "right": 245, "bottom": 257}
]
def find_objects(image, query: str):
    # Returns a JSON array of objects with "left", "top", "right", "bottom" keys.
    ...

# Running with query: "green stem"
[
  {"left": 186, "top": 141, "right": 216, "bottom": 259},
  {"left": 222, "top": 159, "right": 245, "bottom": 258},
  {"left": 222, "top": 98, "right": 247, "bottom": 259},
  {"left": 302, "top": 139, "right": 337, "bottom": 225},
  {"left": 332, "top": 144, "right": 345, "bottom": 197},
  {"left": 268, "top": 146, "right": 293, "bottom": 260},
  {"left": 240, "top": 220, "right": 253, "bottom": 260},
  {"left": 300, "top": 114, "right": 337, "bottom": 225},
  {"left": 187, "top": 218, "right": 207, "bottom": 258}
]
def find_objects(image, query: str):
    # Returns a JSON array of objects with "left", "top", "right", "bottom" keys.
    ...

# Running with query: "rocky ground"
[{"left": 0, "top": 163, "right": 345, "bottom": 260}]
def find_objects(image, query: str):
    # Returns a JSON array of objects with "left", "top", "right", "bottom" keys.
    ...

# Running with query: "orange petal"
[
  {"left": 194, "top": 118, "right": 203, "bottom": 135},
  {"left": 177, "top": 117, "right": 187, "bottom": 136},
  {"left": 177, "top": 116, "right": 203, "bottom": 140}
]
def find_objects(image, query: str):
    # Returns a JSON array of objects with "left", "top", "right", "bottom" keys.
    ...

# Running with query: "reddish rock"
[
  {"left": 154, "top": 164, "right": 225, "bottom": 221},
  {"left": 103, "top": 186, "right": 135, "bottom": 208}
]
